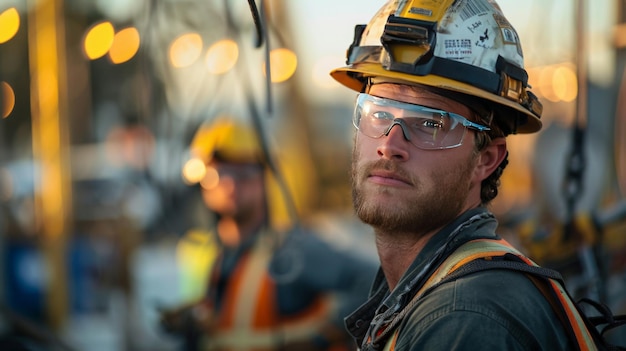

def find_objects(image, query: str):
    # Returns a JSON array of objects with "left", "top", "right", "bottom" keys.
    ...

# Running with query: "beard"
[{"left": 351, "top": 148, "right": 478, "bottom": 235}]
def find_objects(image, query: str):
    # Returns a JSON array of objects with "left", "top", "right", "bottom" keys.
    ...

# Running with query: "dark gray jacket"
[{"left": 345, "top": 207, "right": 574, "bottom": 351}]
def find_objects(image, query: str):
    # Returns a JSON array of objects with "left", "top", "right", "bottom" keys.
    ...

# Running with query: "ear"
[{"left": 474, "top": 137, "right": 507, "bottom": 182}]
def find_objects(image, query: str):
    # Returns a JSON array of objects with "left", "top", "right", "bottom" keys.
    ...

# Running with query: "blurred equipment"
[{"left": 0, "top": 303, "right": 77, "bottom": 351}]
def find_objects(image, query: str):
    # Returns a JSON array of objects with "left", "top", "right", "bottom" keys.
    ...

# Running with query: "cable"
[
  {"left": 562, "top": 0, "right": 588, "bottom": 238},
  {"left": 247, "top": 0, "right": 264, "bottom": 48},
  {"left": 240, "top": 0, "right": 300, "bottom": 230}
]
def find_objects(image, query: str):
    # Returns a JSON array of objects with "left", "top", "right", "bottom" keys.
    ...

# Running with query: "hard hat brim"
[{"left": 330, "top": 63, "right": 542, "bottom": 134}]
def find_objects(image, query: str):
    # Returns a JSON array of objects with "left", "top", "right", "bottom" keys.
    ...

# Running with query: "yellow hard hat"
[
  {"left": 188, "top": 117, "right": 315, "bottom": 231},
  {"left": 330, "top": 0, "right": 543, "bottom": 135},
  {"left": 190, "top": 117, "right": 264, "bottom": 165}
]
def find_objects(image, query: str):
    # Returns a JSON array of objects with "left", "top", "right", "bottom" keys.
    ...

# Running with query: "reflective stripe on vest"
[
  {"left": 382, "top": 238, "right": 597, "bottom": 351},
  {"left": 206, "top": 233, "right": 334, "bottom": 351}
]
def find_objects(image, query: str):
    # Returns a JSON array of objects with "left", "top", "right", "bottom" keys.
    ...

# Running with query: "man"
[
  {"left": 329, "top": 0, "right": 595, "bottom": 350},
  {"left": 162, "top": 118, "right": 377, "bottom": 351}
]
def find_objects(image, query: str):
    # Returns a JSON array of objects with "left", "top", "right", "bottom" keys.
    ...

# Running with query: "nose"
[{"left": 377, "top": 121, "right": 410, "bottom": 160}]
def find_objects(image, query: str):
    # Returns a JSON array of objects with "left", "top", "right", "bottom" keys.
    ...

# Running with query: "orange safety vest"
[
  {"left": 203, "top": 232, "right": 336, "bottom": 351},
  {"left": 381, "top": 238, "right": 597, "bottom": 351}
]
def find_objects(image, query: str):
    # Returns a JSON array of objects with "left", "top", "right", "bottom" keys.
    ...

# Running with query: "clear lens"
[{"left": 353, "top": 93, "right": 489, "bottom": 150}]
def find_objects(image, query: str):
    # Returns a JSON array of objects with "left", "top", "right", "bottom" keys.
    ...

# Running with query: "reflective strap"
[
  {"left": 451, "top": 239, "right": 596, "bottom": 350},
  {"left": 384, "top": 238, "right": 596, "bottom": 351},
  {"left": 208, "top": 298, "right": 334, "bottom": 350},
  {"left": 512, "top": 253, "right": 597, "bottom": 351},
  {"left": 549, "top": 280, "right": 597, "bottom": 351},
  {"left": 382, "top": 329, "right": 399, "bottom": 351},
  {"left": 436, "top": 238, "right": 518, "bottom": 276},
  {"left": 208, "top": 232, "right": 335, "bottom": 351},
  {"left": 207, "top": 329, "right": 282, "bottom": 350},
  {"left": 208, "top": 234, "right": 276, "bottom": 351},
  {"left": 236, "top": 237, "right": 274, "bottom": 329}
]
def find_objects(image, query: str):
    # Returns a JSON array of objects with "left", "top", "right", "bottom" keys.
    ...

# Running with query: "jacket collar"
[{"left": 344, "top": 207, "right": 499, "bottom": 346}]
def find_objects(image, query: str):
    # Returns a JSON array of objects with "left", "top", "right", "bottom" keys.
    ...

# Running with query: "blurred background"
[{"left": 1, "top": 0, "right": 626, "bottom": 350}]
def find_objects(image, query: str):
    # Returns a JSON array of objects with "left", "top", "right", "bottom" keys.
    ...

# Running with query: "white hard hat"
[{"left": 331, "top": 0, "right": 542, "bottom": 134}]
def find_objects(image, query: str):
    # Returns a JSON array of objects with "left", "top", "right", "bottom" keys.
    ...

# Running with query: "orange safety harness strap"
[
  {"left": 381, "top": 238, "right": 597, "bottom": 351},
  {"left": 207, "top": 231, "right": 336, "bottom": 351}
]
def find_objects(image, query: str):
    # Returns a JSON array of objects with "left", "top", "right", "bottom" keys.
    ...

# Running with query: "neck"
[{"left": 375, "top": 229, "right": 438, "bottom": 291}]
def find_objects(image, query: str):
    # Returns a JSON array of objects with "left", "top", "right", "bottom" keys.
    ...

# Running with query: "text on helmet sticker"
[{"left": 435, "top": 0, "right": 524, "bottom": 72}]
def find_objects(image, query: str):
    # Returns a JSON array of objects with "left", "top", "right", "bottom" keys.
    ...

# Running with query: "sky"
[{"left": 286, "top": 0, "right": 616, "bottom": 102}]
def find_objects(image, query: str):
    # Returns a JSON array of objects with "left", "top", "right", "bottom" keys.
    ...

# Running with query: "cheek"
[
  {"left": 240, "top": 179, "right": 265, "bottom": 203},
  {"left": 354, "top": 133, "right": 380, "bottom": 158},
  {"left": 423, "top": 151, "right": 474, "bottom": 181},
  {"left": 247, "top": 183, "right": 264, "bottom": 201},
  {"left": 352, "top": 138, "right": 369, "bottom": 169}
]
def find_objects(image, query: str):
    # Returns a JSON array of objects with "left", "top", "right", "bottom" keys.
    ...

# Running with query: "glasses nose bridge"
[{"left": 383, "top": 119, "right": 412, "bottom": 141}]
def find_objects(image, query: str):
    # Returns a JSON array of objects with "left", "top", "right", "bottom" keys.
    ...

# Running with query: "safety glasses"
[{"left": 353, "top": 93, "right": 490, "bottom": 150}]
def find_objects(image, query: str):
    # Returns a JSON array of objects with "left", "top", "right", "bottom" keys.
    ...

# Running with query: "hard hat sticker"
[
  {"left": 453, "top": 0, "right": 492, "bottom": 21},
  {"left": 437, "top": 2, "right": 494, "bottom": 62},
  {"left": 475, "top": 27, "right": 494, "bottom": 50},
  {"left": 492, "top": 12, "right": 516, "bottom": 44},
  {"left": 492, "top": 12, "right": 523, "bottom": 57},
  {"left": 501, "top": 27, "right": 516, "bottom": 44},
  {"left": 443, "top": 39, "right": 473, "bottom": 60},
  {"left": 435, "top": 0, "right": 524, "bottom": 69}
]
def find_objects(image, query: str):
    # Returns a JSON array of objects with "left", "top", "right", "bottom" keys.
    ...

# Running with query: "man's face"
[
  {"left": 201, "top": 162, "right": 265, "bottom": 222},
  {"left": 351, "top": 83, "right": 482, "bottom": 235}
]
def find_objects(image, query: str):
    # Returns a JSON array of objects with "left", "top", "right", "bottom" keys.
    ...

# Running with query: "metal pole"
[
  {"left": 575, "top": 0, "right": 588, "bottom": 129},
  {"left": 27, "top": 0, "right": 72, "bottom": 330}
]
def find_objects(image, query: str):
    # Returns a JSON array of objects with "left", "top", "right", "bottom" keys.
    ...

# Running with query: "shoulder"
[{"left": 395, "top": 269, "right": 573, "bottom": 351}]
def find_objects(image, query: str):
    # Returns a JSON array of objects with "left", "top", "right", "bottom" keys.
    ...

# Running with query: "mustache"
[{"left": 358, "top": 159, "right": 415, "bottom": 186}]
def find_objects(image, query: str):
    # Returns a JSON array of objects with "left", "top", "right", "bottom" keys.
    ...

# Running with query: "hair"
[{"left": 471, "top": 109, "right": 508, "bottom": 205}]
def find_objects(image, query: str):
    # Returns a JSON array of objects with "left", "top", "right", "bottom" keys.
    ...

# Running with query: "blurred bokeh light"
[
  {"left": 108, "top": 26, "right": 140, "bottom": 64},
  {"left": 205, "top": 39, "right": 239, "bottom": 75},
  {"left": 169, "top": 32, "right": 203, "bottom": 68},
  {"left": 83, "top": 21, "right": 115, "bottom": 60},
  {"left": 1, "top": 81, "right": 15, "bottom": 118},
  {"left": 182, "top": 157, "right": 207, "bottom": 185},
  {"left": 265, "top": 48, "right": 297, "bottom": 83},
  {"left": 0, "top": 7, "right": 19, "bottom": 44}
]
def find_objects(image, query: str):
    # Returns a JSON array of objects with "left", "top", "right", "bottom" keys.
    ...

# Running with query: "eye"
[
  {"left": 421, "top": 119, "right": 443, "bottom": 129},
  {"left": 371, "top": 111, "right": 394, "bottom": 120},
  {"left": 409, "top": 117, "right": 444, "bottom": 131}
]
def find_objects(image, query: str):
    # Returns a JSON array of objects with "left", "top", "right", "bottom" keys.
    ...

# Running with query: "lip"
[{"left": 367, "top": 169, "right": 412, "bottom": 187}]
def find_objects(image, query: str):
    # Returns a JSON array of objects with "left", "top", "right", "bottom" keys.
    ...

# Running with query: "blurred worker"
[
  {"left": 328, "top": 0, "right": 598, "bottom": 350},
  {"left": 162, "top": 118, "right": 377, "bottom": 351}
]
